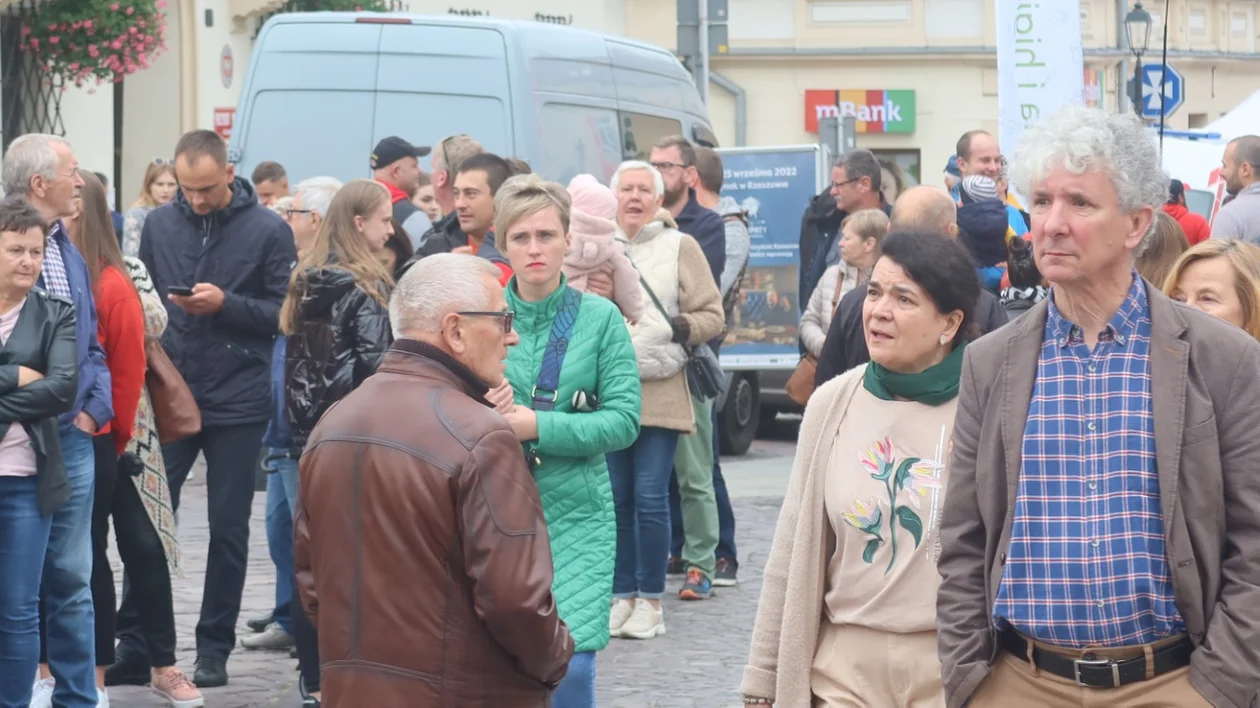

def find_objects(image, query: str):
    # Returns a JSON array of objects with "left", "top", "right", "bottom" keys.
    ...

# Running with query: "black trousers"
[
  {"left": 292, "top": 572, "right": 321, "bottom": 692},
  {"left": 116, "top": 423, "right": 267, "bottom": 661},
  {"left": 41, "top": 435, "right": 178, "bottom": 667}
]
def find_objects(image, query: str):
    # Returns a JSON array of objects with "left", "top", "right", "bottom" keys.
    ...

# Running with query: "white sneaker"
[
  {"left": 29, "top": 678, "right": 54, "bottom": 708},
  {"left": 241, "top": 621, "right": 295, "bottom": 650},
  {"left": 96, "top": 688, "right": 110, "bottom": 708},
  {"left": 617, "top": 598, "right": 666, "bottom": 640},
  {"left": 609, "top": 598, "right": 635, "bottom": 636}
]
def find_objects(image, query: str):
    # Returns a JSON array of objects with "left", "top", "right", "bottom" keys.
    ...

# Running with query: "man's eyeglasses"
[
  {"left": 457, "top": 310, "right": 515, "bottom": 333},
  {"left": 284, "top": 208, "right": 313, "bottom": 220},
  {"left": 650, "top": 161, "right": 686, "bottom": 172},
  {"left": 831, "top": 178, "right": 860, "bottom": 190}
]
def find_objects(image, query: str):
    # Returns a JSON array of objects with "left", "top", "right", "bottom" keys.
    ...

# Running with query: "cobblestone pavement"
[{"left": 107, "top": 433, "right": 795, "bottom": 707}]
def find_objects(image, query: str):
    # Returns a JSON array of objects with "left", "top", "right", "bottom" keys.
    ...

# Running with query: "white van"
[{"left": 229, "top": 12, "right": 717, "bottom": 185}]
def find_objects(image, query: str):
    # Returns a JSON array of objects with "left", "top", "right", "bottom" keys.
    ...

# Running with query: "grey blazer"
[
  {"left": 937, "top": 282, "right": 1260, "bottom": 708},
  {"left": 0, "top": 289, "right": 79, "bottom": 516}
]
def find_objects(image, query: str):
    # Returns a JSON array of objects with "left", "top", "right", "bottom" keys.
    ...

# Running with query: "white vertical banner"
[{"left": 996, "top": 0, "right": 1085, "bottom": 160}]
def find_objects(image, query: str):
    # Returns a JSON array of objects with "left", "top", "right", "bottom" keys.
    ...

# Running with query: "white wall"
[
  {"left": 407, "top": 0, "right": 627, "bottom": 33},
  {"left": 195, "top": 0, "right": 254, "bottom": 129},
  {"left": 120, "top": 0, "right": 184, "bottom": 204},
  {"left": 60, "top": 85, "right": 116, "bottom": 185}
]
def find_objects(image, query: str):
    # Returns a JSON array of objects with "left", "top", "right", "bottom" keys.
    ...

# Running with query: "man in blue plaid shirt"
[{"left": 938, "top": 107, "right": 1260, "bottom": 708}]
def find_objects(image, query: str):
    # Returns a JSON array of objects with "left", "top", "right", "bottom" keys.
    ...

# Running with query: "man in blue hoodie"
[
  {"left": 129, "top": 130, "right": 297, "bottom": 688},
  {"left": 3, "top": 134, "right": 113, "bottom": 708}
]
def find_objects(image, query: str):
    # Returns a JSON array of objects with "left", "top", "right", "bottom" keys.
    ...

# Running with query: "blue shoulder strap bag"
[{"left": 524, "top": 286, "right": 582, "bottom": 470}]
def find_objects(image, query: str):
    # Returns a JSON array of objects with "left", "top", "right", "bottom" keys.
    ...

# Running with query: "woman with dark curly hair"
[{"left": 743, "top": 230, "right": 981, "bottom": 708}]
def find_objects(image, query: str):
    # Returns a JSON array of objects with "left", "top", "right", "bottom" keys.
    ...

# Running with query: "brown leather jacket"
[{"left": 294, "top": 339, "right": 574, "bottom": 707}]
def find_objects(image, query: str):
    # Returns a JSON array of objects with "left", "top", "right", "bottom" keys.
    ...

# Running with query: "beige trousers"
[
  {"left": 969, "top": 639, "right": 1212, "bottom": 708},
  {"left": 810, "top": 623, "right": 945, "bottom": 708}
]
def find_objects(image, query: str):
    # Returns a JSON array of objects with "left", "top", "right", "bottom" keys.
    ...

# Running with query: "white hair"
[
  {"left": 1011, "top": 106, "right": 1167, "bottom": 251},
  {"left": 389, "top": 253, "right": 500, "bottom": 338},
  {"left": 2, "top": 134, "right": 71, "bottom": 196},
  {"left": 292, "top": 176, "right": 342, "bottom": 219},
  {"left": 610, "top": 160, "right": 664, "bottom": 198}
]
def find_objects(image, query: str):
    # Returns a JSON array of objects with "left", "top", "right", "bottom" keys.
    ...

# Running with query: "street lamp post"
[{"left": 1125, "top": 2, "right": 1153, "bottom": 116}]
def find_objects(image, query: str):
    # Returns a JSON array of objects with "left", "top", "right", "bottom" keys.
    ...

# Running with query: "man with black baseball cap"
[
  {"left": 1162, "top": 178, "right": 1211, "bottom": 245},
  {"left": 372, "top": 136, "right": 432, "bottom": 248}
]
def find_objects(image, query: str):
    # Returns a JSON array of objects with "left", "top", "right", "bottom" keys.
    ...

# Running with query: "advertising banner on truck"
[{"left": 716, "top": 145, "right": 827, "bottom": 369}]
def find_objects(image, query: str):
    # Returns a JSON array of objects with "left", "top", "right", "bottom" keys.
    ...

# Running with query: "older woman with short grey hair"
[
  {"left": 938, "top": 105, "right": 1260, "bottom": 708},
  {"left": 606, "top": 160, "right": 724, "bottom": 640}
]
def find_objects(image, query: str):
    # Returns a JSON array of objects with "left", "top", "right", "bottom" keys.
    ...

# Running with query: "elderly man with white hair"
[
  {"left": 294, "top": 253, "right": 573, "bottom": 706},
  {"left": 938, "top": 106, "right": 1260, "bottom": 708},
  {"left": 606, "top": 160, "right": 724, "bottom": 636},
  {"left": 2, "top": 134, "right": 111, "bottom": 708},
  {"left": 281, "top": 176, "right": 343, "bottom": 257}
]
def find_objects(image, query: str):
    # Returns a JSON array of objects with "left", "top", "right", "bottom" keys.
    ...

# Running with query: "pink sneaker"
[{"left": 150, "top": 667, "right": 204, "bottom": 707}]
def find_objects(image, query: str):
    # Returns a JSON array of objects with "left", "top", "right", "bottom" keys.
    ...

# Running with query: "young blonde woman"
[
  {"left": 799, "top": 208, "right": 889, "bottom": 358},
  {"left": 281, "top": 178, "right": 395, "bottom": 707},
  {"left": 1164, "top": 238, "right": 1260, "bottom": 340},
  {"left": 491, "top": 173, "right": 641, "bottom": 707},
  {"left": 122, "top": 161, "right": 178, "bottom": 258}
]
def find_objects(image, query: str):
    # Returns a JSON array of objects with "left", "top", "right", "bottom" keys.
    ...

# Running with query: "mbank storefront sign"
[{"left": 804, "top": 90, "right": 916, "bottom": 134}]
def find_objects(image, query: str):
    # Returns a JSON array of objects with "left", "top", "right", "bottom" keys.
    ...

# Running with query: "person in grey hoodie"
[
  {"left": 682, "top": 146, "right": 750, "bottom": 587},
  {"left": 1210, "top": 135, "right": 1260, "bottom": 243}
]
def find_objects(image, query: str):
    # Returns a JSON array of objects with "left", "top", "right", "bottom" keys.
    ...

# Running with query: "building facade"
[{"left": 2, "top": 0, "right": 1256, "bottom": 203}]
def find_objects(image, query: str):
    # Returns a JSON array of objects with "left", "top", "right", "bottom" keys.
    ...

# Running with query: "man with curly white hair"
[{"left": 937, "top": 106, "right": 1260, "bottom": 708}]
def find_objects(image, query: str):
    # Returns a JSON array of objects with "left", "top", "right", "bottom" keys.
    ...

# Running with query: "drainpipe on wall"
[
  {"left": 180, "top": 0, "right": 199, "bottom": 131},
  {"left": 709, "top": 71, "right": 747, "bottom": 147},
  {"left": 1117, "top": 0, "right": 1130, "bottom": 113}
]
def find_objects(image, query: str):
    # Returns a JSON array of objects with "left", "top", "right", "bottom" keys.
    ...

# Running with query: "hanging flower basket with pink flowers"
[{"left": 19, "top": 0, "right": 169, "bottom": 88}]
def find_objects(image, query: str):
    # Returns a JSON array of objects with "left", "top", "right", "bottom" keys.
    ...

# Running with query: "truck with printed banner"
[{"left": 714, "top": 145, "right": 830, "bottom": 455}]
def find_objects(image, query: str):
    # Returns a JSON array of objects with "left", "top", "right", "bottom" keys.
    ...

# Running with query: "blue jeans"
[
  {"left": 0, "top": 475, "right": 52, "bottom": 708},
  {"left": 551, "top": 651, "right": 596, "bottom": 708},
  {"left": 262, "top": 449, "right": 299, "bottom": 634},
  {"left": 607, "top": 426, "right": 679, "bottom": 599},
  {"left": 42, "top": 427, "right": 97, "bottom": 707}
]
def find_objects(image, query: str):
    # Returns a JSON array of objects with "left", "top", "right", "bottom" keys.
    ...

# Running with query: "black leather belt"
[{"left": 1000, "top": 630, "right": 1193, "bottom": 688}]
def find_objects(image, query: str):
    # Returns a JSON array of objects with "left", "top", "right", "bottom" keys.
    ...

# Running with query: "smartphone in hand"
[{"left": 167, "top": 285, "right": 194, "bottom": 297}]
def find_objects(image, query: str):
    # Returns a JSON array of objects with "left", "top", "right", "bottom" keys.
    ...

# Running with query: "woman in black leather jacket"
[
  {"left": 278, "top": 178, "right": 394, "bottom": 706},
  {"left": 0, "top": 196, "right": 79, "bottom": 705}
]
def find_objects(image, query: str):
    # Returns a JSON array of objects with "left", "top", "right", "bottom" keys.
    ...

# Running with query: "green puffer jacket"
[{"left": 504, "top": 279, "right": 641, "bottom": 652}]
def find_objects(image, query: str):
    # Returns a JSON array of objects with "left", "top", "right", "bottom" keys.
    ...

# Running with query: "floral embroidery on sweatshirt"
[{"left": 841, "top": 437, "right": 943, "bottom": 574}]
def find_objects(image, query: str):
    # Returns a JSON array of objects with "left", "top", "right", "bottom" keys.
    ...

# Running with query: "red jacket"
[
  {"left": 1162, "top": 203, "right": 1211, "bottom": 246},
  {"left": 95, "top": 265, "right": 147, "bottom": 454}
]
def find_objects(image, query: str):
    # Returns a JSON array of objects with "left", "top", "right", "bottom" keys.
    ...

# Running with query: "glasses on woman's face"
[
  {"left": 153, "top": 158, "right": 174, "bottom": 165},
  {"left": 283, "top": 208, "right": 313, "bottom": 222},
  {"left": 456, "top": 310, "right": 515, "bottom": 334}
]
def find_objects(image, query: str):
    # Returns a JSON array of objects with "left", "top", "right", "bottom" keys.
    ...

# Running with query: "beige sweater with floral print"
[
  {"left": 741, "top": 365, "right": 958, "bottom": 704},
  {"left": 821, "top": 384, "right": 956, "bottom": 632}
]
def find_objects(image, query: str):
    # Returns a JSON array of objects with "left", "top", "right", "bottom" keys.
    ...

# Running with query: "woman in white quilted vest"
[{"left": 605, "top": 161, "right": 724, "bottom": 641}]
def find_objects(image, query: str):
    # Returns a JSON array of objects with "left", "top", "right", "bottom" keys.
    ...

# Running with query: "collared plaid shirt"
[
  {"left": 40, "top": 223, "right": 72, "bottom": 299},
  {"left": 993, "top": 275, "right": 1184, "bottom": 648}
]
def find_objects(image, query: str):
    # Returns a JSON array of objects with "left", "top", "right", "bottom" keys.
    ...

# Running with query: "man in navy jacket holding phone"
[{"left": 123, "top": 130, "right": 296, "bottom": 689}]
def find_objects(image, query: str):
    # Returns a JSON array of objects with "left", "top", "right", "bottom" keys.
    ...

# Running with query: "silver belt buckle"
[{"left": 1073, "top": 656, "right": 1120, "bottom": 688}]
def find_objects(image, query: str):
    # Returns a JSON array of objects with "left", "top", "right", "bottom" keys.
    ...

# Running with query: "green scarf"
[{"left": 863, "top": 340, "right": 969, "bottom": 405}]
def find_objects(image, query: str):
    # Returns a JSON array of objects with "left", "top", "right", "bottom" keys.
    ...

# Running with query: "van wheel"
[{"left": 718, "top": 373, "right": 760, "bottom": 456}]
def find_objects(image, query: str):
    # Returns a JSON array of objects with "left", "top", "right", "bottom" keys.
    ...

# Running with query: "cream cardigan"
[{"left": 741, "top": 365, "right": 868, "bottom": 705}]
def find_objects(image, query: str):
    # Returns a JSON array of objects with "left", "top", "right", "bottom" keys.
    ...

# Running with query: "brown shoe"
[{"left": 150, "top": 667, "right": 204, "bottom": 707}]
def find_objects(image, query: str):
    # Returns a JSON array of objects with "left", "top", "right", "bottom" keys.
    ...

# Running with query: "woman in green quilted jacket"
[{"left": 490, "top": 173, "right": 642, "bottom": 707}]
